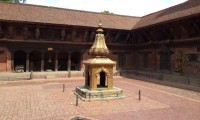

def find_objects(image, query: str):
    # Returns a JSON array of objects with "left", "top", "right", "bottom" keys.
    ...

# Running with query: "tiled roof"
[
  {"left": 0, "top": 0, "right": 199, "bottom": 30},
  {"left": 133, "top": 0, "right": 200, "bottom": 29},
  {"left": 0, "top": 2, "right": 140, "bottom": 30}
]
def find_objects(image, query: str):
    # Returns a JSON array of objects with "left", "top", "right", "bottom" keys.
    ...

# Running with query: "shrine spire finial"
[{"left": 89, "top": 23, "right": 109, "bottom": 57}]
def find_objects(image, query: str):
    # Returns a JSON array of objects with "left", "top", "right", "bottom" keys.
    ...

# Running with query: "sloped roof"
[
  {"left": 0, "top": 2, "right": 140, "bottom": 30},
  {"left": 0, "top": 1, "right": 199, "bottom": 31},
  {"left": 133, "top": 0, "right": 200, "bottom": 29}
]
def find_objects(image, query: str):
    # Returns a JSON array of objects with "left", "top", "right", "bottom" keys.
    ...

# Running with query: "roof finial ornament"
[
  {"left": 97, "top": 21, "right": 103, "bottom": 33},
  {"left": 99, "top": 20, "right": 102, "bottom": 28},
  {"left": 89, "top": 22, "right": 109, "bottom": 57}
]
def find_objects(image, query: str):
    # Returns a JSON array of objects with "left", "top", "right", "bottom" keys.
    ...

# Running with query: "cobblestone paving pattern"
[{"left": 0, "top": 77, "right": 200, "bottom": 120}]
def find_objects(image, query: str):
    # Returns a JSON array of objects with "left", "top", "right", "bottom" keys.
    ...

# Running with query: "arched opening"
[
  {"left": 58, "top": 51, "right": 68, "bottom": 71},
  {"left": 44, "top": 51, "right": 55, "bottom": 71},
  {"left": 14, "top": 50, "right": 26, "bottom": 72},
  {"left": 30, "top": 51, "right": 41, "bottom": 71},
  {"left": 71, "top": 52, "right": 81, "bottom": 70},
  {"left": 97, "top": 71, "right": 107, "bottom": 88}
]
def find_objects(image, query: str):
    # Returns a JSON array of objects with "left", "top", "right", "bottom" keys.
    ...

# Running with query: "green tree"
[
  {"left": 0, "top": 0, "right": 26, "bottom": 3},
  {"left": 101, "top": 10, "right": 114, "bottom": 14}
]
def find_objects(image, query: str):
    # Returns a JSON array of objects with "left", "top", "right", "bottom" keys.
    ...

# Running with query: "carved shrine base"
[{"left": 75, "top": 86, "right": 124, "bottom": 101}]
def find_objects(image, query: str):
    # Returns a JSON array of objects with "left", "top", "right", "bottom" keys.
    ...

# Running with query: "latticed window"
[{"left": 187, "top": 54, "right": 198, "bottom": 62}]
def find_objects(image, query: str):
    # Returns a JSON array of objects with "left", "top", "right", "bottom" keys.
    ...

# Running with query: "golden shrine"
[{"left": 75, "top": 23, "right": 124, "bottom": 101}]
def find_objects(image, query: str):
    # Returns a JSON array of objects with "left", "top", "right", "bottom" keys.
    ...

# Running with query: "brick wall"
[{"left": 0, "top": 47, "right": 9, "bottom": 72}]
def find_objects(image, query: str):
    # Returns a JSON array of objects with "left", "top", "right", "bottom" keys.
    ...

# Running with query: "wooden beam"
[
  {"left": 137, "top": 31, "right": 145, "bottom": 43},
  {"left": 141, "top": 30, "right": 150, "bottom": 42},
  {"left": 178, "top": 22, "right": 189, "bottom": 38},
  {"left": 192, "top": 22, "right": 200, "bottom": 33},
  {"left": 125, "top": 33, "right": 130, "bottom": 43},
  {"left": 114, "top": 32, "right": 120, "bottom": 42},
  {"left": 132, "top": 31, "right": 137, "bottom": 43},
  {"left": 179, "top": 23, "right": 187, "bottom": 32}
]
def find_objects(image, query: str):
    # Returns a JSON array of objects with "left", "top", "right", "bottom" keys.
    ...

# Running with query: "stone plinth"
[{"left": 75, "top": 86, "right": 124, "bottom": 101}]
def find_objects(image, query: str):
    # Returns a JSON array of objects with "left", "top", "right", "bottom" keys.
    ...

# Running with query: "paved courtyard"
[{"left": 0, "top": 77, "right": 200, "bottom": 120}]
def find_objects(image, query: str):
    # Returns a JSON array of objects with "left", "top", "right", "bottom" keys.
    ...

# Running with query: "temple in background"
[{"left": 0, "top": 1, "right": 199, "bottom": 87}]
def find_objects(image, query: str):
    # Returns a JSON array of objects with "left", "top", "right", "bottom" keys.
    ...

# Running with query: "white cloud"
[{"left": 26, "top": 0, "right": 187, "bottom": 16}]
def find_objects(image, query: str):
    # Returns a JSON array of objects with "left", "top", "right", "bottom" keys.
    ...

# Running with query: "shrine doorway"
[{"left": 97, "top": 71, "right": 107, "bottom": 88}]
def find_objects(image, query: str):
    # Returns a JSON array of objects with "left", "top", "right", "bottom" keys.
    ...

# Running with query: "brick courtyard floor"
[{"left": 0, "top": 77, "right": 200, "bottom": 120}]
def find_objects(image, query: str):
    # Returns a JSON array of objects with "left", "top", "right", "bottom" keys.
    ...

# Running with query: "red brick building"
[{"left": 0, "top": 1, "right": 200, "bottom": 83}]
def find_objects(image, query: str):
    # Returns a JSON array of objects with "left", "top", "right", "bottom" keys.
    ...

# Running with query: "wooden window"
[{"left": 186, "top": 54, "right": 198, "bottom": 62}]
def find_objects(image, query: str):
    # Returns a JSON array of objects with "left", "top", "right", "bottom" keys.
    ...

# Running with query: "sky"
[{"left": 26, "top": 0, "right": 188, "bottom": 17}]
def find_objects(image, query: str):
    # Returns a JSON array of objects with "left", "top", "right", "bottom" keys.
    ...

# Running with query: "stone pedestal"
[{"left": 75, "top": 86, "right": 124, "bottom": 101}]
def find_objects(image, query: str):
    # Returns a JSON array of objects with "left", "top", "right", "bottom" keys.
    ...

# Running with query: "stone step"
[{"left": 45, "top": 75, "right": 56, "bottom": 79}]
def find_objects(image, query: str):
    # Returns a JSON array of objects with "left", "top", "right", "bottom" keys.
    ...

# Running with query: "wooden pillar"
[
  {"left": 55, "top": 51, "right": 58, "bottom": 71},
  {"left": 26, "top": 52, "right": 29, "bottom": 72},
  {"left": 41, "top": 51, "right": 44, "bottom": 71},
  {"left": 11, "top": 50, "right": 14, "bottom": 72},
  {"left": 125, "top": 33, "right": 130, "bottom": 43},
  {"left": 68, "top": 52, "right": 71, "bottom": 78}
]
